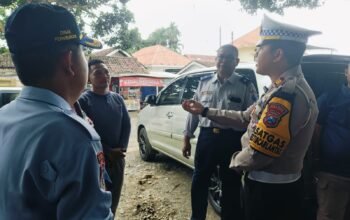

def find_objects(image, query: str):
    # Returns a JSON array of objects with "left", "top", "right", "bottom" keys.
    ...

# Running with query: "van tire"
[
  {"left": 208, "top": 168, "right": 222, "bottom": 214},
  {"left": 138, "top": 127, "right": 156, "bottom": 161}
]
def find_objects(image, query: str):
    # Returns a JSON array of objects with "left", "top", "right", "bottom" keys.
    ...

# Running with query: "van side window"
[
  {"left": 182, "top": 75, "right": 203, "bottom": 101},
  {"left": 157, "top": 78, "right": 185, "bottom": 105}
]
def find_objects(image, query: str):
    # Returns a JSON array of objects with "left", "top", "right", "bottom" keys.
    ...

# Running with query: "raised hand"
[{"left": 182, "top": 99, "right": 205, "bottom": 115}]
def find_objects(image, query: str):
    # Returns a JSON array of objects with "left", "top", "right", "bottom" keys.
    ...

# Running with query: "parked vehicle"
[
  {"left": 137, "top": 63, "right": 270, "bottom": 213},
  {"left": 137, "top": 54, "right": 350, "bottom": 215},
  {"left": 0, "top": 87, "right": 21, "bottom": 108}
]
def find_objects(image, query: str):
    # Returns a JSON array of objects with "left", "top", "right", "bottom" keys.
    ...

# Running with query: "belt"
[
  {"left": 200, "top": 127, "right": 233, "bottom": 134},
  {"left": 248, "top": 171, "right": 301, "bottom": 184}
]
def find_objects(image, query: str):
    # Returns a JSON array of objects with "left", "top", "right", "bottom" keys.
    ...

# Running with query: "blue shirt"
[
  {"left": 0, "top": 86, "right": 113, "bottom": 220},
  {"left": 79, "top": 90, "right": 131, "bottom": 151},
  {"left": 317, "top": 85, "right": 350, "bottom": 177},
  {"left": 184, "top": 72, "right": 258, "bottom": 137}
]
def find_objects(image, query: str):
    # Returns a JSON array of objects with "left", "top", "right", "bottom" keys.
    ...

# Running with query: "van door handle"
[{"left": 166, "top": 112, "right": 173, "bottom": 118}]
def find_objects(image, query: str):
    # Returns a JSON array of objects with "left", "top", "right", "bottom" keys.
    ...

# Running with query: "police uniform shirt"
[
  {"left": 184, "top": 72, "right": 258, "bottom": 138},
  {"left": 207, "top": 66, "right": 318, "bottom": 183},
  {"left": 0, "top": 87, "right": 113, "bottom": 219}
]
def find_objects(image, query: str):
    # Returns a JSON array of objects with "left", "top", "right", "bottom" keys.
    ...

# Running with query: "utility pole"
[{"left": 231, "top": 31, "right": 234, "bottom": 43}]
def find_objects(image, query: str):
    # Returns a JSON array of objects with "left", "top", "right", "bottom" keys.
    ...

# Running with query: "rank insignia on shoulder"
[{"left": 239, "top": 76, "right": 250, "bottom": 84}]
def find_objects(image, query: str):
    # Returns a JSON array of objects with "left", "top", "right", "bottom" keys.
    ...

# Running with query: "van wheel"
[
  {"left": 208, "top": 168, "right": 222, "bottom": 214},
  {"left": 138, "top": 127, "right": 156, "bottom": 161}
]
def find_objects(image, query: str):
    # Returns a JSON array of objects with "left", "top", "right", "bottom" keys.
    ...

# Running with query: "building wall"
[{"left": 238, "top": 47, "right": 255, "bottom": 63}]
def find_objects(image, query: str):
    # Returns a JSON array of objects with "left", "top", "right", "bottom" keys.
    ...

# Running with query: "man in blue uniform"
[
  {"left": 313, "top": 64, "right": 350, "bottom": 220},
  {"left": 183, "top": 44, "right": 258, "bottom": 220},
  {"left": 0, "top": 3, "right": 113, "bottom": 219},
  {"left": 79, "top": 59, "right": 131, "bottom": 215}
]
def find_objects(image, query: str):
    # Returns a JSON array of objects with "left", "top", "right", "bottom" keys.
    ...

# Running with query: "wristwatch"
[{"left": 201, "top": 107, "right": 209, "bottom": 117}]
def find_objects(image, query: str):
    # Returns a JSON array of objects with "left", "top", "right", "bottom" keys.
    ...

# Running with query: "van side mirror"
[{"left": 144, "top": 95, "right": 157, "bottom": 105}]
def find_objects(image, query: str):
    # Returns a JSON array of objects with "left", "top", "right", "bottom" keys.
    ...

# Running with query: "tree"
[
  {"left": 92, "top": 4, "right": 134, "bottom": 47},
  {"left": 144, "top": 22, "right": 182, "bottom": 52},
  {"left": 0, "top": 0, "right": 133, "bottom": 50},
  {"left": 119, "top": 28, "right": 144, "bottom": 53},
  {"left": 232, "top": 0, "right": 324, "bottom": 14}
]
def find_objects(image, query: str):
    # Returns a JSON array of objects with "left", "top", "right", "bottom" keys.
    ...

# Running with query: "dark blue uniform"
[{"left": 317, "top": 85, "right": 350, "bottom": 177}]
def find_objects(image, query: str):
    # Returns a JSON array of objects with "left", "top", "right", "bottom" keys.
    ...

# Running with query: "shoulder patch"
[
  {"left": 249, "top": 96, "right": 292, "bottom": 157},
  {"left": 200, "top": 74, "right": 213, "bottom": 81},
  {"left": 263, "top": 102, "right": 289, "bottom": 128}
]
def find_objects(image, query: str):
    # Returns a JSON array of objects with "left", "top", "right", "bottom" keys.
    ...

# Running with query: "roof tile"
[{"left": 132, "top": 45, "right": 191, "bottom": 66}]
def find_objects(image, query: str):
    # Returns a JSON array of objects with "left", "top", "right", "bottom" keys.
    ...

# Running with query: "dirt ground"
[{"left": 115, "top": 112, "right": 219, "bottom": 220}]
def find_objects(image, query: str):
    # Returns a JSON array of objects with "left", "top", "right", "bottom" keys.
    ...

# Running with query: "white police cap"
[{"left": 259, "top": 15, "right": 321, "bottom": 44}]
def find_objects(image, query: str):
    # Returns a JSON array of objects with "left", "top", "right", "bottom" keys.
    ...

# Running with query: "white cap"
[{"left": 258, "top": 15, "right": 321, "bottom": 45}]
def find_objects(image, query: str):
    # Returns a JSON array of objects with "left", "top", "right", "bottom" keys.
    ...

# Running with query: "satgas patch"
[
  {"left": 263, "top": 103, "right": 289, "bottom": 128},
  {"left": 249, "top": 97, "right": 292, "bottom": 157},
  {"left": 97, "top": 151, "right": 106, "bottom": 189}
]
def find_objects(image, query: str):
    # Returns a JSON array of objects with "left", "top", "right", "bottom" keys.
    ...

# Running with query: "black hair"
[
  {"left": 265, "top": 40, "right": 306, "bottom": 67},
  {"left": 218, "top": 44, "right": 239, "bottom": 58},
  {"left": 88, "top": 59, "right": 105, "bottom": 71},
  {"left": 11, "top": 43, "right": 79, "bottom": 86}
]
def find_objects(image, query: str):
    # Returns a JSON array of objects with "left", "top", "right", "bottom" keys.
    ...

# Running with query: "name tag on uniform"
[{"left": 228, "top": 95, "right": 241, "bottom": 103}]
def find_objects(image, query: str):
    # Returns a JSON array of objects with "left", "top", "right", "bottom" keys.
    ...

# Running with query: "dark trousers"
[
  {"left": 244, "top": 176, "right": 303, "bottom": 220},
  {"left": 105, "top": 156, "right": 125, "bottom": 214},
  {"left": 191, "top": 128, "right": 244, "bottom": 220}
]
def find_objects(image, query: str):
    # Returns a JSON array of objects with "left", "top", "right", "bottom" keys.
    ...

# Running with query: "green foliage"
[
  {"left": 0, "top": 0, "right": 133, "bottom": 49},
  {"left": 119, "top": 28, "right": 144, "bottom": 53},
  {"left": 143, "top": 22, "right": 182, "bottom": 52},
  {"left": 0, "top": 47, "right": 8, "bottom": 54},
  {"left": 92, "top": 4, "right": 134, "bottom": 47},
  {"left": 234, "top": 0, "right": 324, "bottom": 14}
]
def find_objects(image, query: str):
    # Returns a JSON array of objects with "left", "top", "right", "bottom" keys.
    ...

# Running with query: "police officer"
[
  {"left": 183, "top": 15, "right": 320, "bottom": 220},
  {"left": 0, "top": 3, "right": 113, "bottom": 219},
  {"left": 183, "top": 44, "right": 258, "bottom": 220}
]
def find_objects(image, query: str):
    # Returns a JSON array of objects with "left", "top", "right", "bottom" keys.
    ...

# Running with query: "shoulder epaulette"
[
  {"left": 280, "top": 77, "right": 297, "bottom": 94},
  {"left": 200, "top": 74, "right": 213, "bottom": 81},
  {"left": 239, "top": 75, "right": 251, "bottom": 84}
]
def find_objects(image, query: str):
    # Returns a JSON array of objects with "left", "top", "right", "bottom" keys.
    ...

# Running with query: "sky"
[{"left": 127, "top": 0, "right": 350, "bottom": 55}]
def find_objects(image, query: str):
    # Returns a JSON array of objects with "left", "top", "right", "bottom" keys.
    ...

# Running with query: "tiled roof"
[
  {"left": 90, "top": 55, "right": 149, "bottom": 77},
  {"left": 185, "top": 54, "right": 216, "bottom": 67},
  {"left": 132, "top": 44, "right": 191, "bottom": 67},
  {"left": 233, "top": 27, "right": 260, "bottom": 49},
  {"left": 91, "top": 48, "right": 131, "bottom": 57}
]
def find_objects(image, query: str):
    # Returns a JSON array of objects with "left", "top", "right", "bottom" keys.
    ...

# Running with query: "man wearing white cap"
[{"left": 182, "top": 15, "right": 319, "bottom": 220}]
